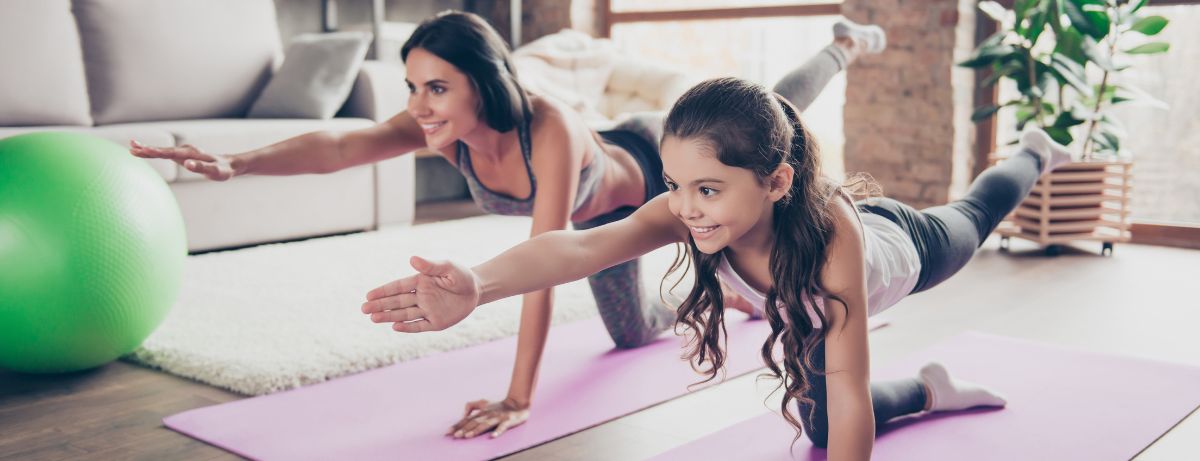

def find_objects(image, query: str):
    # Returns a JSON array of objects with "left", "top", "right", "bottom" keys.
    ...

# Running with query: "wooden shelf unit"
[{"left": 992, "top": 159, "right": 1133, "bottom": 256}]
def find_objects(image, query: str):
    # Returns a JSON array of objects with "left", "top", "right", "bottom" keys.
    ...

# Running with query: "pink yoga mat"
[
  {"left": 168, "top": 316, "right": 887, "bottom": 460},
  {"left": 652, "top": 331, "right": 1200, "bottom": 461}
]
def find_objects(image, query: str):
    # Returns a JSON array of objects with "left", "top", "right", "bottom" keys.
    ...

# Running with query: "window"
[{"left": 604, "top": 2, "right": 846, "bottom": 177}]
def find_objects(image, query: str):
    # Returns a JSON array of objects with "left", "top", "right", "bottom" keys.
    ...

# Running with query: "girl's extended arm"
[
  {"left": 361, "top": 194, "right": 685, "bottom": 332},
  {"left": 819, "top": 197, "right": 875, "bottom": 461}
]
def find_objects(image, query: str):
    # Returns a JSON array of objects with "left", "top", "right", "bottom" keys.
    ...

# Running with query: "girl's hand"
[
  {"left": 447, "top": 398, "right": 530, "bottom": 439},
  {"left": 362, "top": 256, "right": 481, "bottom": 332},
  {"left": 129, "top": 140, "right": 235, "bottom": 181}
]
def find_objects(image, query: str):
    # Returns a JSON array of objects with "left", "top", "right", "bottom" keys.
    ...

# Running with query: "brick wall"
[{"left": 841, "top": 0, "right": 977, "bottom": 208}]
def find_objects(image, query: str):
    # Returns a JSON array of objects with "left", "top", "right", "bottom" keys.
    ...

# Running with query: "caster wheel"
[
  {"left": 1102, "top": 242, "right": 1114, "bottom": 256},
  {"left": 999, "top": 236, "right": 1010, "bottom": 251},
  {"left": 1045, "top": 245, "right": 1063, "bottom": 257}
]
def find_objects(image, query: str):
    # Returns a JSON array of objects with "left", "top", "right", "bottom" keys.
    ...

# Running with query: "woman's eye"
[
  {"left": 431, "top": 86, "right": 446, "bottom": 95},
  {"left": 700, "top": 186, "right": 717, "bottom": 197},
  {"left": 664, "top": 180, "right": 677, "bottom": 191}
]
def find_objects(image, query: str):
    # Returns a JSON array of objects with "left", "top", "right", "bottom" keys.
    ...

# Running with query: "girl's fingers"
[
  {"left": 370, "top": 307, "right": 424, "bottom": 324},
  {"left": 361, "top": 292, "right": 418, "bottom": 314}
]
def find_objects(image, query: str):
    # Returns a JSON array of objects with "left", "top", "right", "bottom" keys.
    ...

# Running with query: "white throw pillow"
[{"left": 248, "top": 32, "right": 372, "bottom": 119}]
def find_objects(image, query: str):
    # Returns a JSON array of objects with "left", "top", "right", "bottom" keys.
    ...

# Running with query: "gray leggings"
[
  {"left": 800, "top": 151, "right": 1044, "bottom": 447},
  {"left": 575, "top": 44, "right": 850, "bottom": 349}
]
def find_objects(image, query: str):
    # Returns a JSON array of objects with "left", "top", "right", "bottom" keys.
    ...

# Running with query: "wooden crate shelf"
[{"left": 990, "top": 157, "right": 1133, "bottom": 256}]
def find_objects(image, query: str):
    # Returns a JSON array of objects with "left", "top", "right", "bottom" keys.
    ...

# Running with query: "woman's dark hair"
[
  {"left": 401, "top": 11, "right": 531, "bottom": 133},
  {"left": 661, "top": 77, "right": 876, "bottom": 442}
]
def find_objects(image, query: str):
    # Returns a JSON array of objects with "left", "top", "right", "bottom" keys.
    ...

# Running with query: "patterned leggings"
[{"left": 573, "top": 44, "right": 850, "bottom": 348}]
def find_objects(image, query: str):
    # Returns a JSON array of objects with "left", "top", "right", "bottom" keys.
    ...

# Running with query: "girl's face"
[
  {"left": 405, "top": 47, "right": 483, "bottom": 149},
  {"left": 660, "top": 136, "right": 789, "bottom": 254}
]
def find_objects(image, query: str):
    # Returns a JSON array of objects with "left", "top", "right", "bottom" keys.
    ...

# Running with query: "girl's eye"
[
  {"left": 700, "top": 186, "right": 717, "bottom": 197},
  {"left": 406, "top": 84, "right": 416, "bottom": 94},
  {"left": 431, "top": 86, "right": 446, "bottom": 95},
  {"left": 664, "top": 180, "right": 677, "bottom": 191}
]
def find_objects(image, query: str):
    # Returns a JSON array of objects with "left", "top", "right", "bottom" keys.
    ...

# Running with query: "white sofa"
[
  {"left": 0, "top": 0, "right": 414, "bottom": 252},
  {"left": 512, "top": 29, "right": 696, "bottom": 130}
]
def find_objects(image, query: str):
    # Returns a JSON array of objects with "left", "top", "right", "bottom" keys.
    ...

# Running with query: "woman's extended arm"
[{"left": 129, "top": 110, "right": 432, "bottom": 180}]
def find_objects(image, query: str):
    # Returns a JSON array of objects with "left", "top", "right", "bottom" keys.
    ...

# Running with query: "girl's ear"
[{"left": 767, "top": 163, "right": 795, "bottom": 203}]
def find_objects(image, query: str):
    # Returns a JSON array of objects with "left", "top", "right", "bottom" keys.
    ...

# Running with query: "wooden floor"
[{"left": 3, "top": 200, "right": 1199, "bottom": 460}]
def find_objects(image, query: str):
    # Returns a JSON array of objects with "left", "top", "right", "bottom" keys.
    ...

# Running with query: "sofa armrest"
[
  {"left": 374, "top": 154, "right": 416, "bottom": 228},
  {"left": 342, "top": 60, "right": 408, "bottom": 122}
]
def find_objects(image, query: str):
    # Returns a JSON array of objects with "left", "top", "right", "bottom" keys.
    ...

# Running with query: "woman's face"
[
  {"left": 660, "top": 136, "right": 780, "bottom": 255},
  {"left": 405, "top": 47, "right": 483, "bottom": 149}
]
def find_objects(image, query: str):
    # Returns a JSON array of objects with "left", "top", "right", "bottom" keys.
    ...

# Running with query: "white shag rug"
[{"left": 126, "top": 216, "right": 692, "bottom": 396}]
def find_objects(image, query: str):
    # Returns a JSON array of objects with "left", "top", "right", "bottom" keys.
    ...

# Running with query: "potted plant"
[{"left": 960, "top": 0, "right": 1171, "bottom": 255}]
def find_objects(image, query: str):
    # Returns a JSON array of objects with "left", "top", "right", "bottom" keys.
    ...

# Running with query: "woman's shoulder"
[
  {"left": 528, "top": 94, "right": 589, "bottom": 136},
  {"left": 526, "top": 94, "right": 596, "bottom": 159}
]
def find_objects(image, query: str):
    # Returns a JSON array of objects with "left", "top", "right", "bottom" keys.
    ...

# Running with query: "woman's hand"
[
  {"left": 447, "top": 398, "right": 530, "bottom": 439},
  {"left": 362, "top": 256, "right": 481, "bottom": 332},
  {"left": 129, "top": 140, "right": 236, "bottom": 181}
]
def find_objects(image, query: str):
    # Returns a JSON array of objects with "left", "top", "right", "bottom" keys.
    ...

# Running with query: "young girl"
[
  {"left": 361, "top": 77, "right": 1075, "bottom": 457},
  {"left": 131, "top": 10, "right": 888, "bottom": 441}
]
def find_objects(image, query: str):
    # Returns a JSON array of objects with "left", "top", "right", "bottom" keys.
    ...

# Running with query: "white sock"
[
  {"left": 833, "top": 19, "right": 887, "bottom": 54},
  {"left": 919, "top": 362, "right": 1007, "bottom": 412},
  {"left": 1019, "top": 128, "right": 1075, "bottom": 174}
]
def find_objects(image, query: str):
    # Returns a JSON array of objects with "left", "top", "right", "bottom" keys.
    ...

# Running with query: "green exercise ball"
[{"left": 0, "top": 132, "right": 186, "bottom": 373}]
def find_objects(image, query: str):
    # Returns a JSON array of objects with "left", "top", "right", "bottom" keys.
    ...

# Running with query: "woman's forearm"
[
  {"left": 231, "top": 131, "right": 348, "bottom": 176},
  {"left": 505, "top": 289, "right": 555, "bottom": 407}
]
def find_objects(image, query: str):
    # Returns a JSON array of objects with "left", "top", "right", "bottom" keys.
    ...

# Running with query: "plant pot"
[{"left": 991, "top": 158, "right": 1133, "bottom": 256}]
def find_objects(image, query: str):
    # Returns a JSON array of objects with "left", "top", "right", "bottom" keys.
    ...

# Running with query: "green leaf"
[
  {"left": 1052, "top": 110, "right": 1086, "bottom": 129},
  {"left": 1123, "top": 0, "right": 1149, "bottom": 17},
  {"left": 971, "top": 105, "right": 1003, "bottom": 122},
  {"left": 1100, "top": 116, "right": 1128, "bottom": 139},
  {"left": 1016, "top": 105, "right": 1039, "bottom": 129},
  {"left": 982, "top": 60, "right": 1025, "bottom": 88},
  {"left": 979, "top": 1, "right": 1008, "bottom": 22},
  {"left": 1081, "top": 36, "right": 1117, "bottom": 71},
  {"left": 1014, "top": 0, "right": 1037, "bottom": 23},
  {"left": 1065, "top": 0, "right": 1111, "bottom": 40},
  {"left": 958, "top": 44, "right": 1018, "bottom": 68},
  {"left": 1125, "top": 42, "right": 1170, "bottom": 54},
  {"left": 1022, "top": 9, "right": 1048, "bottom": 45},
  {"left": 1046, "top": 126, "right": 1074, "bottom": 145},
  {"left": 1054, "top": 27, "right": 1087, "bottom": 64},
  {"left": 1113, "top": 84, "right": 1170, "bottom": 110},
  {"left": 1129, "top": 15, "right": 1168, "bottom": 36},
  {"left": 1049, "top": 54, "right": 1092, "bottom": 96}
]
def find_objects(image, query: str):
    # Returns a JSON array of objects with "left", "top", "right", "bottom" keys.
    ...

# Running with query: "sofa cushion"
[
  {"left": 73, "top": 0, "right": 283, "bottom": 125},
  {"left": 0, "top": 126, "right": 177, "bottom": 181},
  {"left": 0, "top": 0, "right": 92, "bottom": 126},
  {"left": 130, "top": 119, "right": 374, "bottom": 182},
  {"left": 248, "top": 32, "right": 372, "bottom": 120}
]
